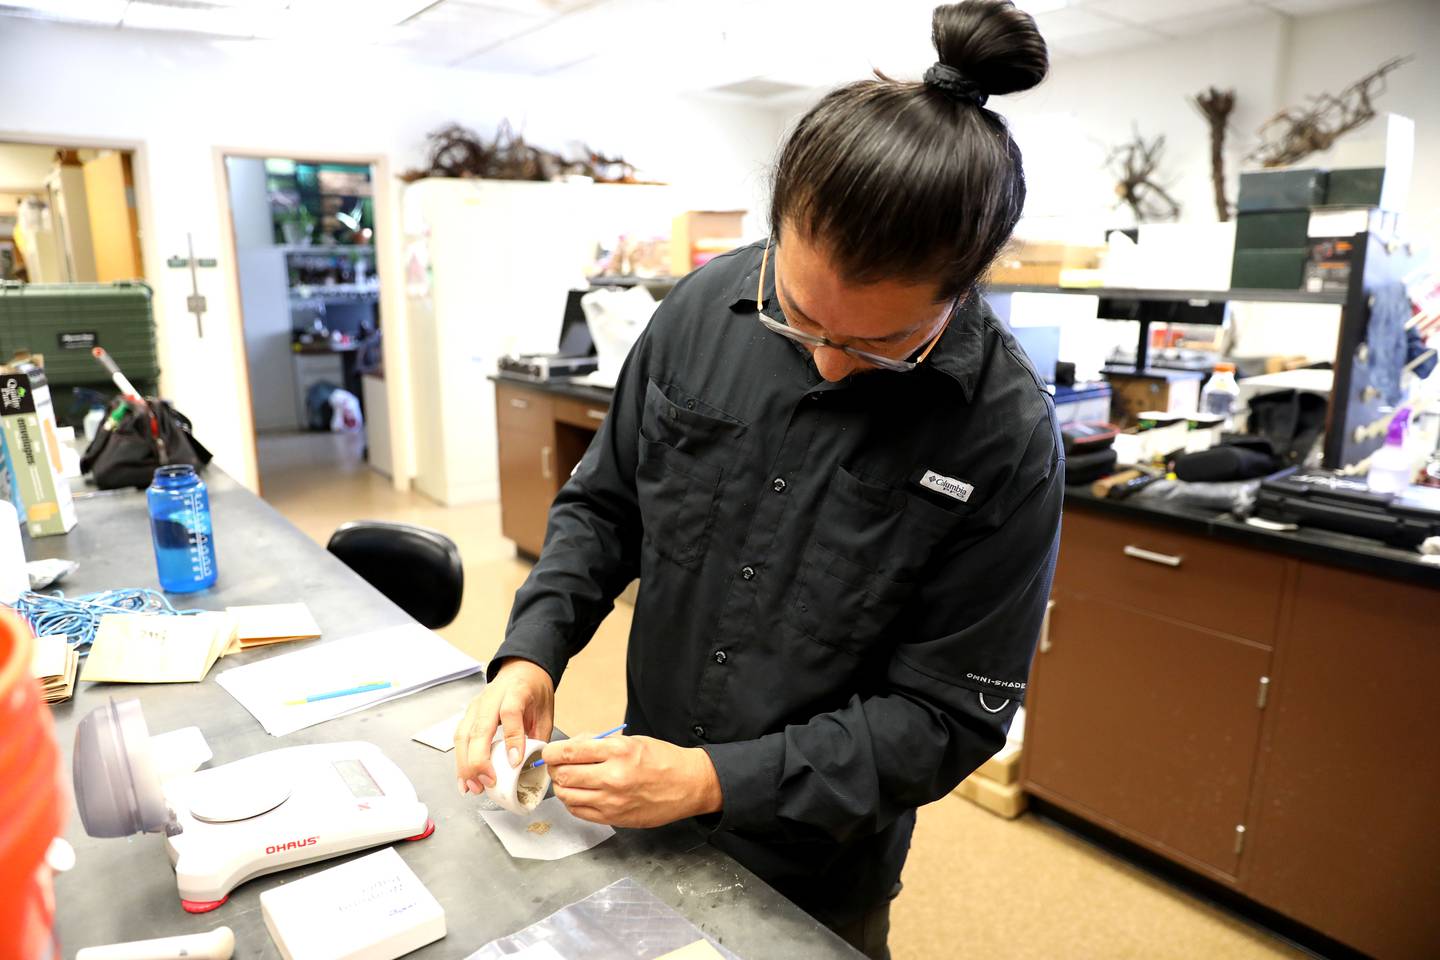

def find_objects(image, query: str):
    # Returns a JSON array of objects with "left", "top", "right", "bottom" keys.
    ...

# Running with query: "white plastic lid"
[{"left": 72, "top": 698, "right": 168, "bottom": 838}]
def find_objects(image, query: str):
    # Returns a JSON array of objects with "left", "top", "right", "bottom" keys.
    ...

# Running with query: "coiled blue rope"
[{"left": 6, "top": 588, "right": 202, "bottom": 653}]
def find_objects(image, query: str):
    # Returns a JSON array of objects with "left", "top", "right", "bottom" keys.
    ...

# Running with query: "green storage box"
[
  {"left": 1237, "top": 169, "right": 1327, "bottom": 212},
  {"left": 1235, "top": 211, "right": 1311, "bottom": 250},
  {"left": 0, "top": 281, "right": 158, "bottom": 384},
  {"left": 1231, "top": 249, "right": 1308, "bottom": 290},
  {"left": 1323, "top": 167, "right": 1388, "bottom": 207}
]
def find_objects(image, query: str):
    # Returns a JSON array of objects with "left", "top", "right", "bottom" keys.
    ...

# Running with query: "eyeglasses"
[{"left": 755, "top": 237, "right": 952, "bottom": 374}]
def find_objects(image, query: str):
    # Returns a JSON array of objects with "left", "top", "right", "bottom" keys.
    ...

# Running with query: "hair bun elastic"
[{"left": 924, "top": 63, "right": 988, "bottom": 108}]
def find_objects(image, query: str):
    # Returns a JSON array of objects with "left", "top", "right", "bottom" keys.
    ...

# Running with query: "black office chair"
[{"left": 326, "top": 521, "right": 464, "bottom": 629}]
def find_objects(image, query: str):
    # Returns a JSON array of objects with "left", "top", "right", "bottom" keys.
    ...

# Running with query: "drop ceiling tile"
[
  {"left": 1, "top": 0, "right": 128, "bottom": 27},
  {"left": 1086, "top": 0, "right": 1247, "bottom": 25},
  {"left": 1055, "top": 23, "right": 1166, "bottom": 55},
  {"left": 1031, "top": 6, "right": 1127, "bottom": 39},
  {"left": 1155, "top": 3, "right": 1274, "bottom": 37},
  {"left": 444, "top": 0, "right": 596, "bottom": 12},
  {"left": 386, "top": 1, "right": 544, "bottom": 61},
  {"left": 451, "top": 0, "right": 638, "bottom": 72}
]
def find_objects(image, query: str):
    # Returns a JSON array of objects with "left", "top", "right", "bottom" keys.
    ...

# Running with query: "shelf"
[
  {"left": 278, "top": 244, "right": 374, "bottom": 256},
  {"left": 290, "top": 284, "right": 380, "bottom": 299},
  {"left": 985, "top": 283, "right": 1347, "bottom": 305}
]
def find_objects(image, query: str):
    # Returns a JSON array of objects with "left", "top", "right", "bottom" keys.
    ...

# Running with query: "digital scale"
[{"left": 74, "top": 698, "right": 433, "bottom": 912}]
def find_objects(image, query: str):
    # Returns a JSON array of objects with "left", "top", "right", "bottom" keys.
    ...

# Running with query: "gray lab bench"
[{"left": 33, "top": 472, "right": 858, "bottom": 959}]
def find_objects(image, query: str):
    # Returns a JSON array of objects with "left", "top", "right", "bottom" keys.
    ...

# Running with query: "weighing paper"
[
  {"left": 476, "top": 794, "right": 614, "bottom": 861},
  {"left": 149, "top": 726, "right": 213, "bottom": 781},
  {"left": 225, "top": 602, "right": 322, "bottom": 648},
  {"left": 412, "top": 710, "right": 466, "bottom": 752}
]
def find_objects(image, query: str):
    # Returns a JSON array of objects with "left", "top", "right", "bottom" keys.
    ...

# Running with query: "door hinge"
[
  {"left": 1257, "top": 676, "right": 1270, "bottom": 709},
  {"left": 1234, "top": 824, "right": 1246, "bottom": 856}
]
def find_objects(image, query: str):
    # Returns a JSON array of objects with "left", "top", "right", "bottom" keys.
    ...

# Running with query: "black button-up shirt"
[{"left": 493, "top": 240, "right": 1064, "bottom": 926}]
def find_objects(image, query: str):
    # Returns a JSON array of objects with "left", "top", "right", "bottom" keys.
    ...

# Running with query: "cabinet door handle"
[
  {"left": 586, "top": 408, "right": 606, "bottom": 422},
  {"left": 1039, "top": 599, "right": 1055, "bottom": 653},
  {"left": 1123, "top": 545, "right": 1183, "bottom": 568},
  {"left": 540, "top": 445, "right": 553, "bottom": 480},
  {"left": 509, "top": 397, "right": 530, "bottom": 409}
]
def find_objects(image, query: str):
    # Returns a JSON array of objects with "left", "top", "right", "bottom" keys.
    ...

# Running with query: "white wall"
[
  {"left": 0, "top": 144, "right": 57, "bottom": 190},
  {"left": 0, "top": 17, "right": 784, "bottom": 491}
]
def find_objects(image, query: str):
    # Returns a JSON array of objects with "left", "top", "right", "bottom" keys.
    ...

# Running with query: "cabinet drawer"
[
  {"left": 496, "top": 383, "right": 553, "bottom": 434},
  {"left": 554, "top": 396, "right": 609, "bottom": 430},
  {"left": 1057, "top": 510, "right": 1286, "bottom": 643}
]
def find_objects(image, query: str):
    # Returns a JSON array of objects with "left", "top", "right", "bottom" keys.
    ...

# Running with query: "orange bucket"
[{"left": 0, "top": 607, "right": 66, "bottom": 959}]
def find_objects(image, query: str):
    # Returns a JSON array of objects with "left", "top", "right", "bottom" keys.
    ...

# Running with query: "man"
[{"left": 458, "top": 4, "right": 1059, "bottom": 956}]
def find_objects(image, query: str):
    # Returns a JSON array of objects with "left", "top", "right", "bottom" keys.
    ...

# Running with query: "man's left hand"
[{"left": 543, "top": 735, "right": 722, "bottom": 828}]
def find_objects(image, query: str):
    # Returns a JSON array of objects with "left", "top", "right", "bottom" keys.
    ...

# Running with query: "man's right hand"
[{"left": 455, "top": 658, "right": 555, "bottom": 796}]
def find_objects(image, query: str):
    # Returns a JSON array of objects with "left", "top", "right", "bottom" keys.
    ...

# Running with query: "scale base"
[{"left": 181, "top": 896, "right": 229, "bottom": 914}]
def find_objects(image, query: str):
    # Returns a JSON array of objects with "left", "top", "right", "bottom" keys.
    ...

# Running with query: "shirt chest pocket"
[
  {"left": 635, "top": 379, "right": 746, "bottom": 568},
  {"left": 790, "top": 465, "right": 962, "bottom": 655}
]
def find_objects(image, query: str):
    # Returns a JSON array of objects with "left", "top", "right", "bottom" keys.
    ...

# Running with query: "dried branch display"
[
  {"left": 1107, "top": 129, "right": 1182, "bottom": 224},
  {"left": 1249, "top": 56, "right": 1410, "bottom": 168},
  {"left": 399, "top": 120, "right": 644, "bottom": 183},
  {"left": 1193, "top": 86, "right": 1236, "bottom": 221}
]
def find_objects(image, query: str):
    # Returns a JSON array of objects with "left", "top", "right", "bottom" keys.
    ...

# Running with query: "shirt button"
[
  {"left": 772, "top": 477, "right": 787, "bottom": 493},
  {"left": 713, "top": 650, "right": 728, "bottom": 664},
  {"left": 740, "top": 565, "right": 755, "bottom": 580},
  {"left": 692, "top": 724, "right": 706, "bottom": 739},
  {"left": 686, "top": 399, "right": 696, "bottom": 409}
]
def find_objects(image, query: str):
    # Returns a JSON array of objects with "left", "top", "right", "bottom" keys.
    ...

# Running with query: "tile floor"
[{"left": 257, "top": 431, "right": 1308, "bottom": 960}]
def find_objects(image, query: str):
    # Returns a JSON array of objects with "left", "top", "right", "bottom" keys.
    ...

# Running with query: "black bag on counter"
[{"left": 80, "top": 398, "right": 213, "bottom": 490}]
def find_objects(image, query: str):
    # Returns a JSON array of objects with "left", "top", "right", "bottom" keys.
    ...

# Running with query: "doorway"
[
  {"left": 0, "top": 141, "right": 149, "bottom": 429},
  {"left": 222, "top": 154, "right": 390, "bottom": 499}
]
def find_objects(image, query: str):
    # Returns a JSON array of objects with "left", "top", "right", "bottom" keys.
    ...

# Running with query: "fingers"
[
  {"left": 455, "top": 692, "right": 501, "bottom": 795},
  {"left": 499, "top": 692, "right": 529, "bottom": 770},
  {"left": 547, "top": 759, "right": 609, "bottom": 790},
  {"left": 565, "top": 805, "right": 609, "bottom": 825},
  {"left": 541, "top": 736, "right": 622, "bottom": 767},
  {"left": 553, "top": 784, "right": 608, "bottom": 816}
]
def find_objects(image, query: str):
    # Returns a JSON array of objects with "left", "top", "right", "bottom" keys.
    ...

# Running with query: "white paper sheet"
[
  {"left": 215, "top": 624, "right": 482, "bottom": 737},
  {"left": 30, "top": 633, "right": 69, "bottom": 679},
  {"left": 225, "top": 602, "right": 322, "bottom": 646},
  {"left": 412, "top": 710, "right": 466, "bottom": 752},
  {"left": 149, "top": 726, "right": 213, "bottom": 781},
  {"left": 477, "top": 795, "right": 615, "bottom": 861}
]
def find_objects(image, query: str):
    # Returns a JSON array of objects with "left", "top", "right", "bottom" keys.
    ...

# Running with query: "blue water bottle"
[{"left": 147, "top": 465, "right": 218, "bottom": 593}]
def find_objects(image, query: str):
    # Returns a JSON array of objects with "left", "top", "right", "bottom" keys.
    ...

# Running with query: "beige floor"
[{"left": 257, "top": 431, "right": 1308, "bottom": 960}]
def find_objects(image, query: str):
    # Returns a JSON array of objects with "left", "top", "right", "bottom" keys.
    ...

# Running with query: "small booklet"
[
  {"left": 31, "top": 633, "right": 79, "bottom": 703},
  {"left": 80, "top": 613, "right": 239, "bottom": 684},
  {"left": 260, "top": 847, "right": 445, "bottom": 960},
  {"left": 226, "top": 602, "right": 322, "bottom": 648}
]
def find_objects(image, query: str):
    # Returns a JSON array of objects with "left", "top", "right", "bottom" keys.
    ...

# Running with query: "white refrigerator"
[{"left": 401, "top": 178, "right": 673, "bottom": 505}]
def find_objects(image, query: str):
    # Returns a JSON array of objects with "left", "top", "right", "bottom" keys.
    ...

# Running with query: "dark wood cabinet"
[
  {"left": 1028, "top": 593, "right": 1271, "bottom": 880},
  {"left": 493, "top": 379, "right": 609, "bottom": 559},
  {"left": 1243, "top": 563, "right": 1440, "bottom": 960},
  {"left": 495, "top": 383, "right": 559, "bottom": 558},
  {"left": 1027, "top": 504, "right": 1440, "bottom": 959}
]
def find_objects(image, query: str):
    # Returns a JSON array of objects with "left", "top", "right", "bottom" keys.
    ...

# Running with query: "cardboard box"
[
  {"left": 975, "top": 741, "right": 1022, "bottom": 785},
  {"left": 1237, "top": 168, "right": 1327, "bottom": 212},
  {"left": 0, "top": 361, "right": 77, "bottom": 537},
  {"left": 1105, "top": 369, "right": 1204, "bottom": 429},
  {"left": 955, "top": 771, "right": 1027, "bottom": 819},
  {"left": 1303, "top": 237, "right": 1357, "bottom": 294},
  {"left": 1235, "top": 211, "right": 1310, "bottom": 250},
  {"left": 988, "top": 241, "right": 1104, "bottom": 287}
]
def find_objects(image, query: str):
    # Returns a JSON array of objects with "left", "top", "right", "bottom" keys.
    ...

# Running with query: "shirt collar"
[{"left": 725, "top": 239, "right": 982, "bottom": 402}]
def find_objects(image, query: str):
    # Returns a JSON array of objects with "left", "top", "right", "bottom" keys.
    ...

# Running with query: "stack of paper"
[
  {"left": 226, "top": 602, "right": 322, "bottom": 649},
  {"left": 215, "top": 624, "right": 482, "bottom": 737},
  {"left": 30, "top": 633, "right": 79, "bottom": 703},
  {"left": 80, "top": 613, "right": 239, "bottom": 685},
  {"left": 260, "top": 847, "right": 445, "bottom": 960}
]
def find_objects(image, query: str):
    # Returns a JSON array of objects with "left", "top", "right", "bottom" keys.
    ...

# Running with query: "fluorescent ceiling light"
[
  {"left": 2, "top": 0, "right": 128, "bottom": 25},
  {"left": 1015, "top": 0, "right": 1070, "bottom": 12}
]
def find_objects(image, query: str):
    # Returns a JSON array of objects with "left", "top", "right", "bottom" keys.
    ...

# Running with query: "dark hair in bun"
[{"left": 770, "top": 1, "right": 1049, "bottom": 300}]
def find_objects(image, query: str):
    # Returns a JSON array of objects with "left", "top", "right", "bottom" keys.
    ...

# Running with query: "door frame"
[{"left": 214, "top": 145, "right": 413, "bottom": 494}]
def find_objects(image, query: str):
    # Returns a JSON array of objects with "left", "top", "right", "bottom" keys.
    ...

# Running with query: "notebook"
[
  {"left": 80, "top": 613, "right": 239, "bottom": 684},
  {"left": 260, "top": 847, "right": 445, "bottom": 960},
  {"left": 226, "top": 602, "right": 323, "bottom": 648},
  {"left": 215, "top": 623, "right": 482, "bottom": 737}
]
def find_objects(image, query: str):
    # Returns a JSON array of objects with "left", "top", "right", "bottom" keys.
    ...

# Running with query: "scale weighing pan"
[{"left": 74, "top": 697, "right": 434, "bottom": 913}]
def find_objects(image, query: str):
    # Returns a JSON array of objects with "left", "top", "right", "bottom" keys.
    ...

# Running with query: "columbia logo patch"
[{"left": 918, "top": 470, "right": 973, "bottom": 503}]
